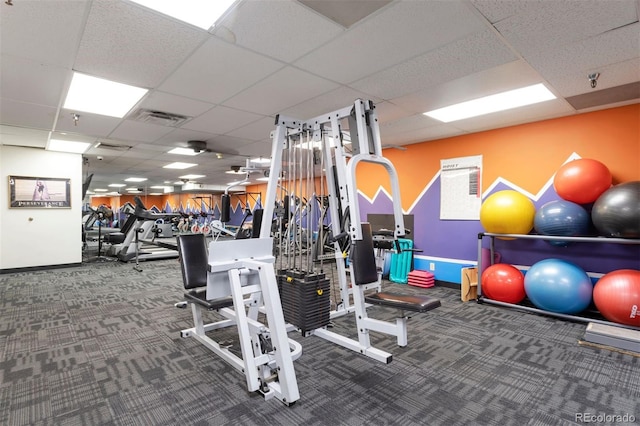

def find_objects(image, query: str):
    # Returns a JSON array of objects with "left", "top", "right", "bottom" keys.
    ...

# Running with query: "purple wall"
[{"left": 358, "top": 176, "right": 639, "bottom": 274}]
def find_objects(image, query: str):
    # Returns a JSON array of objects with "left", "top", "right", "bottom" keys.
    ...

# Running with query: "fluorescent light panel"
[
  {"left": 47, "top": 139, "right": 91, "bottom": 153},
  {"left": 64, "top": 72, "right": 148, "bottom": 118},
  {"left": 179, "top": 174, "right": 205, "bottom": 179},
  {"left": 251, "top": 157, "right": 271, "bottom": 164},
  {"left": 125, "top": 177, "right": 147, "bottom": 182},
  {"left": 128, "top": 0, "right": 236, "bottom": 30},
  {"left": 168, "top": 147, "right": 201, "bottom": 156},
  {"left": 164, "top": 162, "right": 197, "bottom": 169},
  {"left": 424, "top": 83, "right": 556, "bottom": 123},
  {"left": 108, "top": 183, "right": 126, "bottom": 188}
]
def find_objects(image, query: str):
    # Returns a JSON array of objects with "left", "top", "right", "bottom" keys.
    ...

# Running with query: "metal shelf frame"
[{"left": 476, "top": 232, "right": 640, "bottom": 332}]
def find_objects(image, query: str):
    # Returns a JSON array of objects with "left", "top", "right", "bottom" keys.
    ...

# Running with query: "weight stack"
[{"left": 278, "top": 270, "right": 331, "bottom": 336}]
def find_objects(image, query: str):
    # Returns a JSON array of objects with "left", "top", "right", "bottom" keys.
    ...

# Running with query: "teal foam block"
[{"left": 390, "top": 239, "right": 413, "bottom": 284}]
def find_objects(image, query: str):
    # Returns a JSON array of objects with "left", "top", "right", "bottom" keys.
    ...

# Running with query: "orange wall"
[
  {"left": 92, "top": 104, "right": 639, "bottom": 213},
  {"left": 360, "top": 104, "right": 639, "bottom": 210}
]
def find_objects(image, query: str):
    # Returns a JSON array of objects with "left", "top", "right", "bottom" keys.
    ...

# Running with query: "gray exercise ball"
[{"left": 591, "top": 181, "right": 640, "bottom": 238}]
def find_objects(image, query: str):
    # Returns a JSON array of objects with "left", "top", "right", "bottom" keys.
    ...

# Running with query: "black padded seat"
[
  {"left": 177, "top": 233, "right": 233, "bottom": 310},
  {"left": 365, "top": 292, "right": 441, "bottom": 313},
  {"left": 103, "top": 215, "right": 136, "bottom": 245},
  {"left": 184, "top": 288, "right": 233, "bottom": 310}
]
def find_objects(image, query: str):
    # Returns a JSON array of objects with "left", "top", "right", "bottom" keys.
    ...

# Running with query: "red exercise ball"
[
  {"left": 553, "top": 158, "right": 612, "bottom": 204},
  {"left": 593, "top": 269, "right": 640, "bottom": 327},
  {"left": 481, "top": 263, "right": 526, "bottom": 304}
]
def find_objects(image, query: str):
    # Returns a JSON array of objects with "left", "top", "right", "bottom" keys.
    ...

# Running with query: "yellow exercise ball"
[{"left": 480, "top": 190, "right": 536, "bottom": 235}]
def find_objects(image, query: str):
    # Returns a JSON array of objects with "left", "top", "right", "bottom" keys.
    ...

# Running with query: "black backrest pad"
[
  {"left": 177, "top": 233, "right": 208, "bottom": 290},
  {"left": 119, "top": 214, "right": 136, "bottom": 233},
  {"left": 350, "top": 223, "right": 379, "bottom": 285},
  {"left": 251, "top": 209, "right": 263, "bottom": 238}
]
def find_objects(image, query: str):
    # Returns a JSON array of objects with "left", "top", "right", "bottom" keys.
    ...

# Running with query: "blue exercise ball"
[
  {"left": 534, "top": 200, "right": 591, "bottom": 246},
  {"left": 591, "top": 181, "right": 640, "bottom": 239},
  {"left": 524, "top": 259, "right": 592, "bottom": 314}
]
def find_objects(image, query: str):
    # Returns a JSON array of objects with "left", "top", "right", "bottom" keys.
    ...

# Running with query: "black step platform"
[{"left": 365, "top": 292, "right": 441, "bottom": 313}]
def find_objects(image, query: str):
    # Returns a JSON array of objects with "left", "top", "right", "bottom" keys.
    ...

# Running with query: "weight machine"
[
  {"left": 260, "top": 99, "right": 440, "bottom": 364},
  {"left": 177, "top": 99, "right": 437, "bottom": 407}
]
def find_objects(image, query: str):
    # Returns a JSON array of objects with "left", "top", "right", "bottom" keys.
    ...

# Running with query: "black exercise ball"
[{"left": 592, "top": 181, "right": 640, "bottom": 238}]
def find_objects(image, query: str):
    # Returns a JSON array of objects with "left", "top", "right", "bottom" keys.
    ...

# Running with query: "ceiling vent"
[
  {"left": 128, "top": 108, "right": 191, "bottom": 127},
  {"left": 95, "top": 142, "right": 132, "bottom": 151}
]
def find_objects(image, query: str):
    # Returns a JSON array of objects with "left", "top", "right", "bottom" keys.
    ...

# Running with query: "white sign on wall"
[{"left": 440, "top": 155, "right": 482, "bottom": 220}]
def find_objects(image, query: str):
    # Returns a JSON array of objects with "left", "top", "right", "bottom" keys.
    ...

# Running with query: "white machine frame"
[
  {"left": 260, "top": 99, "right": 411, "bottom": 363},
  {"left": 180, "top": 237, "right": 301, "bottom": 405}
]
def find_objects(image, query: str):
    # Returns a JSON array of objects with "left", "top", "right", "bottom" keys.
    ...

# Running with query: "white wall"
[{"left": 1, "top": 146, "right": 83, "bottom": 270}]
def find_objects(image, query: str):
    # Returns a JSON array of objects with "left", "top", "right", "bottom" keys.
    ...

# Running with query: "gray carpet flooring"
[{"left": 1, "top": 257, "right": 638, "bottom": 426}]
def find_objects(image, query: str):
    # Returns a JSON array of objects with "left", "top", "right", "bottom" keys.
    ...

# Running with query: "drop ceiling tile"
[
  {"left": 300, "top": 0, "right": 394, "bottom": 28},
  {"left": 392, "top": 60, "right": 545, "bottom": 114},
  {"left": 206, "top": 134, "right": 255, "bottom": 155},
  {"left": 223, "top": 67, "right": 340, "bottom": 116},
  {"left": 215, "top": 0, "right": 344, "bottom": 62},
  {"left": 350, "top": 29, "right": 517, "bottom": 100},
  {"left": 74, "top": 1, "right": 207, "bottom": 88},
  {"left": 381, "top": 124, "right": 466, "bottom": 146},
  {"left": 566, "top": 82, "right": 640, "bottom": 110},
  {"left": 117, "top": 148, "right": 165, "bottom": 161},
  {"left": 159, "top": 37, "right": 284, "bottom": 104},
  {"left": 232, "top": 139, "right": 273, "bottom": 158},
  {"left": 279, "top": 86, "right": 382, "bottom": 120},
  {"left": 0, "top": 125, "right": 49, "bottom": 148},
  {"left": 294, "top": 0, "right": 487, "bottom": 84},
  {"left": 378, "top": 114, "right": 438, "bottom": 136},
  {"left": 0, "top": 98, "right": 56, "bottom": 130},
  {"left": 491, "top": 0, "right": 637, "bottom": 57},
  {"left": 0, "top": 0, "right": 88, "bottom": 68},
  {"left": 469, "top": 0, "right": 529, "bottom": 24},
  {"left": 549, "top": 57, "right": 640, "bottom": 98},
  {"left": 226, "top": 117, "right": 275, "bottom": 142},
  {"left": 524, "top": 23, "right": 640, "bottom": 96},
  {"left": 182, "top": 105, "right": 265, "bottom": 135},
  {"left": 89, "top": 154, "right": 140, "bottom": 167},
  {"left": 133, "top": 143, "right": 175, "bottom": 153},
  {"left": 109, "top": 120, "right": 175, "bottom": 143},
  {"left": 55, "top": 110, "right": 122, "bottom": 137},
  {"left": 374, "top": 101, "right": 412, "bottom": 124},
  {"left": 154, "top": 128, "right": 221, "bottom": 148},
  {"left": 451, "top": 99, "right": 575, "bottom": 132},
  {"left": 0, "top": 56, "right": 69, "bottom": 108}
]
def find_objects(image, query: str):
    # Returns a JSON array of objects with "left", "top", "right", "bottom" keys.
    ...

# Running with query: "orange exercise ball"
[
  {"left": 593, "top": 269, "right": 640, "bottom": 327},
  {"left": 553, "top": 158, "right": 612, "bottom": 204},
  {"left": 480, "top": 190, "right": 536, "bottom": 235}
]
